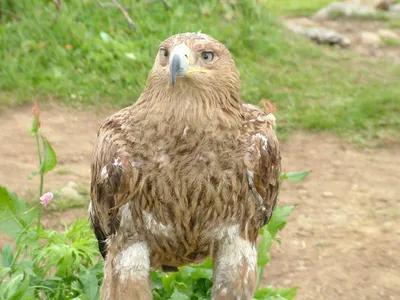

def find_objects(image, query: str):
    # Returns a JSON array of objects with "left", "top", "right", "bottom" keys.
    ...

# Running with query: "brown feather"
[{"left": 89, "top": 32, "right": 281, "bottom": 299}]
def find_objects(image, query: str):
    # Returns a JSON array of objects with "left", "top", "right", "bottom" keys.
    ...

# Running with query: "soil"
[{"left": 0, "top": 105, "right": 399, "bottom": 299}]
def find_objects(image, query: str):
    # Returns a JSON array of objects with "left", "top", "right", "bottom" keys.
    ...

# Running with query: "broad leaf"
[
  {"left": 0, "top": 267, "right": 11, "bottom": 277},
  {"left": 257, "top": 227, "right": 273, "bottom": 267},
  {"left": 28, "top": 135, "right": 57, "bottom": 179},
  {"left": 170, "top": 289, "right": 190, "bottom": 300},
  {"left": 254, "top": 286, "right": 298, "bottom": 299},
  {"left": 2, "top": 272, "right": 23, "bottom": 299},
  {"left": 40, "top": 135, "right": 57, "bottom": 174},
  {"left": 0, "top": 187, "right": 37, "bottom": 238},
  {"left": 9, "top": 274, "right": 32, "bottom": 300},
  {"left": 82, "top": 273, "right": 99, "bottom": 300},
  {"left": 1, "top": 244, "right": 13, "bottom": 268},
  {"left": 281, "top": 171, "right": 309, "bottom": 183},
  {"left": 267, "top": 206, "right": 294, "bottom": 238},
  {"left": 161, "top": 273, "right": 177, "bottom": 295}
]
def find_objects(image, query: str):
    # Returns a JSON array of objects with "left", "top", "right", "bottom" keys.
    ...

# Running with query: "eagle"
[{"left": 90, "top": 32, "right": 281, "bottom": 300}]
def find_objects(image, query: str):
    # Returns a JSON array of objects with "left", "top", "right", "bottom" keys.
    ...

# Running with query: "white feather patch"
[
  {"left": 183, "top": 125, "right": 189, "bottom": 137},
  {"left": 254, "top": 133, "right": 268, "bottom": 151},
  {"left": 100, "top": 166, "right": 108, "bottom": 180},
  {"left": 119, "top": 203, "right": 133, "bottom": 230},
  {"left": 214, "top": 225, "right": 257, "bottom": 293},
  {"left": 143, "top": 212, "right": 169, "bottom": 235},
  {"left": 114, "top": 242, "right": 150, "bottom": 281}
]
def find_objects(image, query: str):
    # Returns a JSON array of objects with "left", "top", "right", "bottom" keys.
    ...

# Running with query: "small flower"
[
  {"left": 40, "top": 192, "right": 53, "bottom": 206},
  {"left": 31, "top": 101, "right": 40, "bottom": 117}
]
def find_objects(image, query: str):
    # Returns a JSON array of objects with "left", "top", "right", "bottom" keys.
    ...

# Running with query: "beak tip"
[{"left": 171, "top": 75, "right": 176, "bottom": 87}]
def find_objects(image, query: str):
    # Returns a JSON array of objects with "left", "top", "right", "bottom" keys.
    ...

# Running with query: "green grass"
[
  {"left": 1, "top": 0, "right": 399, "bottom": 143},
  {"left": 389, "top": 17, "right": 400, "bottom": 29},
  {"left": 382, "top": 37, "right": 400, "bottom": 47},
  {"left": 265, "top": 0, "right": 334, "bottom": 16}
]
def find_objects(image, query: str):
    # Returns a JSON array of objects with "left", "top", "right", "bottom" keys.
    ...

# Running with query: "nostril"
[{"left": 185, "top": 54, "right": 188, "bottom": 59}]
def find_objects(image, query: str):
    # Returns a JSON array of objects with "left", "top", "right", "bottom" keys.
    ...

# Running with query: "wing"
[
  {"left": 89, "top": 109, "right": 140, "bottom": 258},
  {"left": 241, "top": 103, "right": 281, "bottom": 225}
]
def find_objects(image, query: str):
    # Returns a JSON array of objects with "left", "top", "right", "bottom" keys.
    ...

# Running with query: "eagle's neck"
[{"left": 136, "top": 83, "right": 242, "bottom": 130}]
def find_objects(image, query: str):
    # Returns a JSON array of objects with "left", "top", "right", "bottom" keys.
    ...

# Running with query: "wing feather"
[
  {"left": 89, "top": 110, "right": 139, "bottom": 257},
  {"left": 241, "top": 103, "right": 281, "bottom": 225}
]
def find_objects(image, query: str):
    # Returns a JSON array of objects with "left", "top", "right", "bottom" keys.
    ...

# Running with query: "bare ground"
[{"left": 0, "top": 105, "right": 399, "bottom": 299}]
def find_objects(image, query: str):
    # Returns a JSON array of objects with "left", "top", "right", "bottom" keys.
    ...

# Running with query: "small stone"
[
  {"left": 389, "top": 3, "right": 400, "bottom": 12},
  {"left": 382, "top": 221, "right": 392, "bottom": 232},
  {"left": 283, "top": 279, "right": 292, "bottom": 285},
  {"left": 67, "top": 181, "right": 79, "bottom": 189},
  {"left": 360, "top": 31, "right": 382, "bottom": 46},
  {"left": 60, "top": 186, "right": 82, "bottom": 201},
  {"left": 286, "top": 24, "right": 351, "bottom": 47},
  {"left": 323, "top": 191, "right": 334, "bottom": 197}
]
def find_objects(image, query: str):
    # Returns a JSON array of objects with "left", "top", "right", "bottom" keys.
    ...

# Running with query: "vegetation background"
[{"left": 1, "top": 0, "right": 399, "bottom": 299}]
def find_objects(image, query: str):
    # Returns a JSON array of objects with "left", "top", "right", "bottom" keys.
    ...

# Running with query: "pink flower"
[
  {"left": 30, "top": 101, "right": 41, "bottom": 133},
  {"left": 31, "top": 101, "right": 40, "bottom": 117},
  {"left": 40, "top": 192, "right": 53, "bottom": 206}
]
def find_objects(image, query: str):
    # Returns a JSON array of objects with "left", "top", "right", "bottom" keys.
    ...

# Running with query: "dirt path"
[{"left": 0, "top": 106, "right": 399, "bottom": 299}]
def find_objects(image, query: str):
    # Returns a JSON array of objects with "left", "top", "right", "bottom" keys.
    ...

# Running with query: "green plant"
[{"left": 0, "top": 104, "right": 308, "bottom": 299}]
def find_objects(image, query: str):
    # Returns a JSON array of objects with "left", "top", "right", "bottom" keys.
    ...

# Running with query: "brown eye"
[
  {"left": 160, "top": 48, "right": 169, "bottom": 58},
  {"left": 201, "top": 51, "right": 214, "bottom": 62}
]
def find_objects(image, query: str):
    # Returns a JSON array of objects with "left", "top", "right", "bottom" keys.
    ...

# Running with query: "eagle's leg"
[
  {"left": 101, "top": 241, "right": 152, "bottom": 300},
  {"left": 211, "top": 234, "right": 257, "bottom": 299}
]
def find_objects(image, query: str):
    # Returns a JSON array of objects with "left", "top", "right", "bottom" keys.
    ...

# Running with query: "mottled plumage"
[{"left": 90, "top": 32, "right": 281, "bottom": 299}]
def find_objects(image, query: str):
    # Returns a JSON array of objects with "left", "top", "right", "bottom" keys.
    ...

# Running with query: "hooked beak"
[{"left": 170, "top": 44, "right": 190, "bottom": 87}]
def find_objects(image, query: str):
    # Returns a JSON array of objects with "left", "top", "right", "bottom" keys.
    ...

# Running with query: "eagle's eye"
[
  {"left": 201, "top": 51, "right": 214, "bottom": 62},
  {"left": 160, "top": 48, "right": 169, "bottom": 58}
]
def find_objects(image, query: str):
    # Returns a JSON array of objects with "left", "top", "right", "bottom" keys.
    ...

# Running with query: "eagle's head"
[{"left": 147, "top": 32, "right": 240, "bottom": 95}]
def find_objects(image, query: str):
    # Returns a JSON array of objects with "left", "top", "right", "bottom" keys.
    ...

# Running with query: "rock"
[
  {"left": 60, "top": 186, "right": 82, "bottom": 201},
  {"left": 388, "top": 3, "right": 400, "bottom": 12},
  {"left": 360, "top": 31, "right": 382, "bottom": 46},
  {"left": 351, "top": 0, "right": 387, "bottom": 8},
  {"left": 313, "top": 2, "right": 376, "bottom": 19},
  {"left": 378, "top": 29, "right": 400, "bottom": 40},
  {"left": 286, "top": 23, "right": 351, "bottom": 47},
  {"left": 322, "top": 191, "right": 334, "bottom": 197}
]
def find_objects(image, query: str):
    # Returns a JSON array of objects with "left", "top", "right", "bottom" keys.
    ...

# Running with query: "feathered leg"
[
  {"left": 211, "top": 232, "right": 258, "bottom": 299},
  {"left": 101, "top": 241, "right": 152, "bottom": 300}
]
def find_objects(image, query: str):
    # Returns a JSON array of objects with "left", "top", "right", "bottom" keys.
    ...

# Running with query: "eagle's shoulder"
[{"left": 240, "top": 102, "right": 281, "bottom": 224}]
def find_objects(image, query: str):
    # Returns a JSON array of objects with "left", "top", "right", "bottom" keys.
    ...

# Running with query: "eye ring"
[
  {"left": 160, "top": 48, "right": 169, "bottom": 58},
  {"left": 201, "top": 51, "right": 214, "bottom": 62}
]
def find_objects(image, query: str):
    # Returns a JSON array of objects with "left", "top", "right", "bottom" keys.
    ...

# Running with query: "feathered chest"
[
  {"left": 122, "top": 119, "right": 246, "bottom": 195},
  {"left": 111, "top": 118, "right": 254, "bottom": 254}
]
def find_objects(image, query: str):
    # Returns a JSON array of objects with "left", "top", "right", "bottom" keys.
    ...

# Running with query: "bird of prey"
[{"left": 90, "top": 32, "right": 281, "bottom": 300}]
